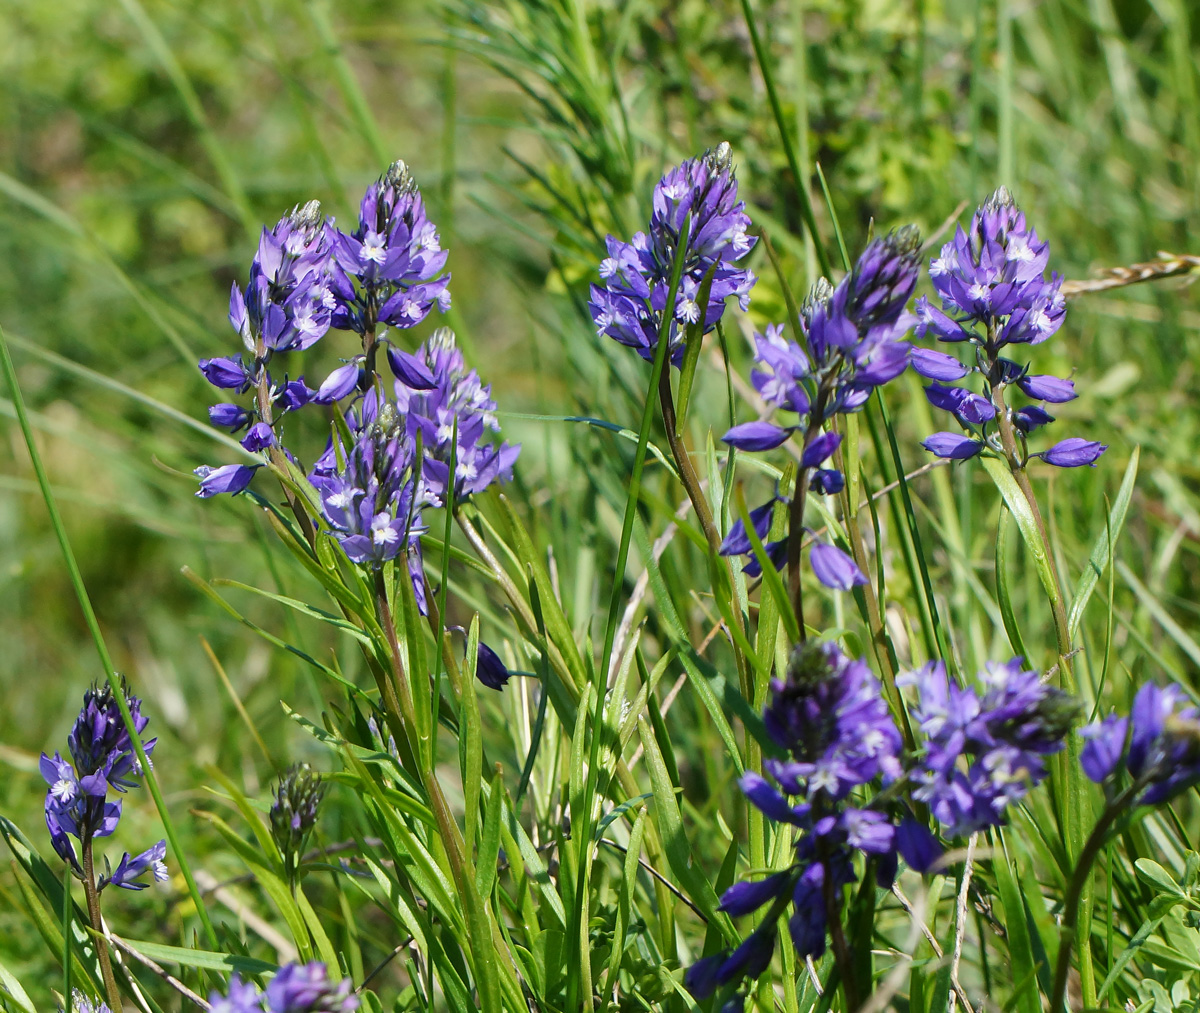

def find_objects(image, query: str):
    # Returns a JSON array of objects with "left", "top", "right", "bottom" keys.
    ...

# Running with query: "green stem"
[
  {"left": 62, "top": 863, "right": 72, "bottom": 1011},
  {"left": 0, "top": 324, "right": 219, "bottom": 948},
  {"left": 737, "top": 0, "right": 833, "bottom": 278},
  {"left": 81, "top": 840, "right": 122, "bottom": 1013},
  {"left": 989, "top": 383, "right": 1073, "bottom": 669},
  {"left": 576, "top": 216, "right": 693, "bottom": 1013},
  {"left": 1050, "top": 789, "right": 1134, "bottom": 1013}
]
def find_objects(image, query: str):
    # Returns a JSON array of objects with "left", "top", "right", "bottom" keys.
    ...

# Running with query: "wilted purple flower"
[
  {"left": 99, "top": 839, "right": 168, "bottom": 891},
  {"left": 900, "top": 658, "right": 1079, "bottom": 835},
  {"left": 915, "top": 188, "right": 1104, "bottom": 469},
  {"left": 265, "top": 962, "right": 359, "bottom": 1013},
  {"left": 589, "top": 143, "right": 756, "bottom": 365},
  {"left": 1081, "top": 683, "right": 1200, "bottom": 805},
  {"left": 1038, "top": 437, "right": 1108, "bottom": 468},
  {"left": 327, "top": 160, "right": 450, "bottom": 338},
  {"left": 392, "top": 328, "right": 520, "bottom": 503}
]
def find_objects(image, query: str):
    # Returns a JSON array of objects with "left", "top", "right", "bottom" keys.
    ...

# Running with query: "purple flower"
[
  {"left": 475, "top": 641, "right": 512, "bottom": 691},
  {"left": 719, "top": 499, "right": 777, "bottom": 557},
  {"left": 801, "top": 431, "right": 842, "bottom": 469},
  {"left": 195, "top": 463, "right": 260, "bottom": 498},
  {"left": 914, "top": 296, "right": 969, "bottom": 342},
  {"left": 895, "top": 818, "right": 943, "bottom": 873},
  {"left": 721, "top": 420, "right": 793, "bottom": 451},
  {"left": 899, "top": 659, "right": 1078, "bottom": 835},
  {"left": 60, "top": 993, "right": 113, "bottom": 1013},
  {"left": 923, "top": 432, "right": 984, "bottom": 460},
  {"left": 209, "top": 403, "right": 251, "bottom": 430},
  {"left": 313, "top": 360, "right": 363, "bottom": 405},
  {"left": 1018, "top": 373, "right": 1076, "bottom": 403},
  {"left": 1080, "top": 715, "right": 1129, "bottom": 784},
  {"left": 1014, "top": 405, "right": 1055, "bottom": 433},
  {"left": 309, "top": 392, "right": 429, "bottom": 572},
  {"left": 209, "top": 976, "right": 264, "bottom": 1013},
  {"left": 688, "top": 640, "right": 944, "bottom": 997},
  {"left": 913, "top": 188, "right": 1102, "bottom": 467},
  {"left": 1081, "top": 684, "right": 1200, "bottom": 805},
  {"left": 809, "top": 541, "right": 868, "bottom": 591},
  {"left": 42, "top": 682, "right": 157, "bottom": 875},
  {"left": 911, "top": 347, "right": 970, "bottom": 381},
  {"left": 1038, "top": 438, "right": 1107, "bottom": 468},
  {"left": 741, "top": 537, "right": 788, "bottom": 578},
  {"left": 590, "top": 143, "right": 756, "bottom": 365},
  {"left": 328, "top": 160, "right": 450, "bottom": 336},
  {"left": 240, "top": 422, "right": 275, "bottom": 452},
  {"left": 99, "top": 839, "right": 167, "bottom": 891},
  {"left": 264, "top": 962, "right": 359, "bottom": 1013},
  {"left": 719, "top": 870, "right": 793, "bottom": 917},
  {"left": 810, "top": 468, "right": 844, "bottom": 495},
  {"left": 391, "top": 328, "right": 520, "bottom": 503},
  {"left": 747, "top": 228, "right": 920, "bottom": 431},
  {"left": 200, "top": 355, "right": 254, "bottom": 392},
  {"left": 387, "top": 346, "right": 437, "bottom": 390},
  {"left": 761, "top": 641, "right": 902, "bottom": 800}
]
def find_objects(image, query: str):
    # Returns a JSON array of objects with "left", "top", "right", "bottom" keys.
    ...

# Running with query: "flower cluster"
[
  {"left": 210, "top": 963, "right": 358, "bottom": 1013},
  {"left": 393, "top": 327, "right": 520, "bottom": 504},
  {"left": 687, "top": 643, "right": 939, "bottom": 1002},
  {"left": 327, "top": 159, "right": 450, "bottom": 338},
  {"left": 589, "top": 143, "right": 756, "bottom": 365},
  {"left": 915, "top": 187, "right": 1107, "bottom": 468},
  {"left": 1081, "top": 682, "right": 1200, "bottom": 805},
  {"left": 195, "top": 160, "right": 453, "bottom": 498},
  {"left": 40, "top": 682, "right": 167, "bottom": 891},
  {"left": 309, "top": 390, "right": 430, "bottom": 581},
  {"left": 719, "top": 227, "right": 922, "bottom": 588},
  {"left": 900, "top": 658, "right": 1080, "bottom": 836}
]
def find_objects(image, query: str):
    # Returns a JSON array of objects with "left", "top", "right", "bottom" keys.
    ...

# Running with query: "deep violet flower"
[{"left": 589, "top": 143, "right": 756, "bottom": 365}]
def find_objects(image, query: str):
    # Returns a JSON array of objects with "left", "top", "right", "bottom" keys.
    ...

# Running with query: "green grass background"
[{"left": 0, "top": 0, "right": 1198, "bottom": 1007}]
